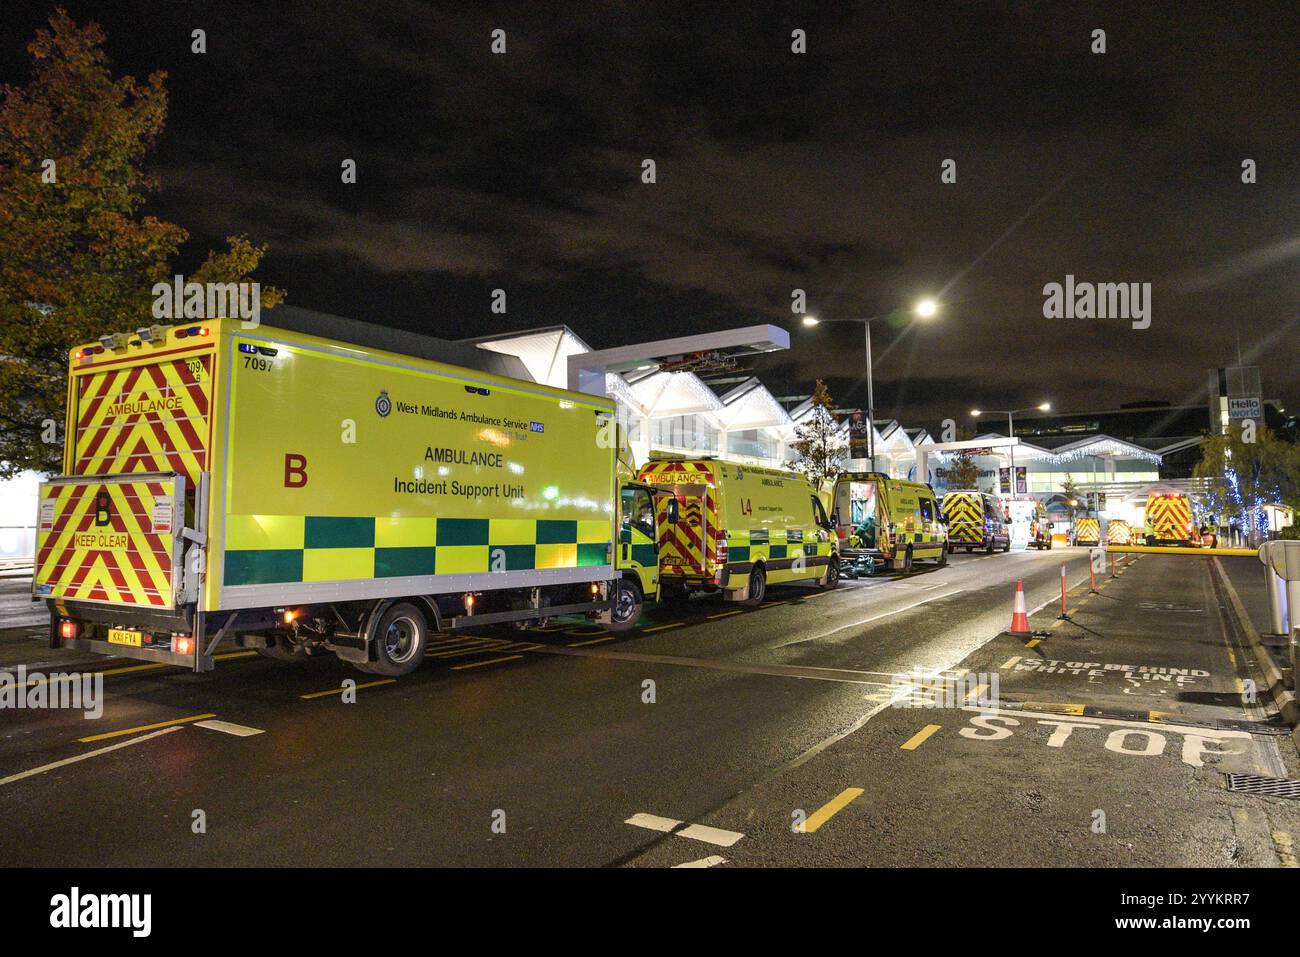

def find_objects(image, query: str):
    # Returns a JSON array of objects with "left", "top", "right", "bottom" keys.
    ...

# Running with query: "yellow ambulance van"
[
  {"left": 637, "top": 456, "right": 839, "bottom": 604},
  {"left": 825, "top": 472, "right": 948, "bottom": 572}
]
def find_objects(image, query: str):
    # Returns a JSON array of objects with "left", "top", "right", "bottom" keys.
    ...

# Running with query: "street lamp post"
[
  {"left": 970, "top": 403, "right": 1051, "bottom": 496},
  {"left": 803, "top": 299, "right": 938, "bottom": 472}
]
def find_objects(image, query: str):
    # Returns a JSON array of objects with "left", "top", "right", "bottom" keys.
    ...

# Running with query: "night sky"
[{"left": 3, "top": 1, "right": 1296, "bottom": 431}]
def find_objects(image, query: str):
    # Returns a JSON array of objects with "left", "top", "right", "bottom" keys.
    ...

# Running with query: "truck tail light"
[
  {"left": 59, "top": 619, "right": 78, "bottom": 639},
  {"left": 172, "top": 634, "right": 194, "bottom": 655},
  {"left": 716, "top": 533, "right": 729, "bottom": 564}
]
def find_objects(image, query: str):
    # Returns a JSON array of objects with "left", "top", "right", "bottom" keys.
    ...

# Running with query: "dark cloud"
[{"left": 2, "top": 0, "right": 1296, "bottom": 426}]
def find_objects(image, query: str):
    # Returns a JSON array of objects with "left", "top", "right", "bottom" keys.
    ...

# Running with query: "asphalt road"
[{"left": 1, "top": 547, "right": 1294, "bottom": 867}]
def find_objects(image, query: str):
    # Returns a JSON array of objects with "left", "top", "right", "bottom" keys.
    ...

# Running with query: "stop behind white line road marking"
[
  {"left": 194, "top": 719, "right": 264, "bottom": 737},
  {"left": 626, "top": 813, "right": 745, "bottom": 847}
]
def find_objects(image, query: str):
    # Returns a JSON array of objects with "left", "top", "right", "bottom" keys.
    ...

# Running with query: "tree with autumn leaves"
[
  {"left": 788, "top": 379, "right": 847, "bottom": 486},
  {"left": 0, "top": 9, "right": 283, "bottom": 476}
]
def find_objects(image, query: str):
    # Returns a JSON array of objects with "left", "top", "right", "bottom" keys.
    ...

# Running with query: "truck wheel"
[
  {"left": 818, "top": 556, "right": 840, "bottom": 589},
  {"left": 607, "top": 578, "right": 643, "bottom": 632},
  {"left": 743, "top": 566, "right": 767, "bottom": 605},
  {"left": 1002, "top": 538, "right": 1011, "bottom": 553},
  {"left": 985, "top": 538, "right": 995, "bottom": 555},
  {"left": 368, "top": 602, "right": 428, "bottom": 677}
]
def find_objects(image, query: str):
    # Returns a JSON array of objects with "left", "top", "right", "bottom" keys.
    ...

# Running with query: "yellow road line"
[
  {"left": 78, "top": 712, "right": 216, "bottom": 743},
  {"left": 1023, "top": 702, "right": 1085, "bottom": 715},
  {"left": 1024, "top": 638, "right": 1041, "bottom": 648},
  {"left": 568, "top": 636, "right": 615, "bottom": 647},
  {"left": 999, "top": 655, "right": 1022, "bottom": 670},
  {"left": 300, "top": 679, "right": 395, "bottom": 699},
  {"left": 707, "top": 610, "right": 743, "bottom": 619},
  {"left": 641, "top": 622, "right": 683, "bottom": 633},
  {"left": 900, "top": 724, "right": 942, "bottom": 751},
  {"left": 759, "top": 601, "right": 785, "bottom": 608},
  {"left": 799, "top": 787, "right": 864, "bottom": 833},
  {"left": 964, "top": 683, "right": 988, "bottom": 706},
  {"left": 452, "top": 655, "right": 523, "bottom": 671}
]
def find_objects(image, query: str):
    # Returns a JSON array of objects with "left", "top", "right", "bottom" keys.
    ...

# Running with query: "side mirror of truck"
[
  {"left": 831, "top": 510, "right": 840, "bottom": 526},
  {"left": 666, "top": 498, "right": 679, "bottom": 525}
]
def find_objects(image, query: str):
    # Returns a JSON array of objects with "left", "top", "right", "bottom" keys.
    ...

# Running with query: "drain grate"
[{"left": 1225, "top": 773, "right": 1300, "bottom": 799}]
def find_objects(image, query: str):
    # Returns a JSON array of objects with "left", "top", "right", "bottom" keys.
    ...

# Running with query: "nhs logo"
[{"left": 529, "top": 421, "right": 545, "bottom": 434}]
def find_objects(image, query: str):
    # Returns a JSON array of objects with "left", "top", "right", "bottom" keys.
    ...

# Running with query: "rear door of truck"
[{"left": 33, "top": 329, "right": 216, "bottom": 660}]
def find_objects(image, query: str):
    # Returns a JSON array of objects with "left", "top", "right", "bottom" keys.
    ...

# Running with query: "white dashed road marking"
[
  {"left": 677, "top": 823, "right": 745, "bottom": 847},
  {"left": 194, "top": 719, "right": 265, "bottom": 737},
  {"left": 625, "top": 813, "right": 681, "bottom": 833},
  {"left": 626, "top": 813, "right": 745, "bottom": 848},
  {"left": 674, "top": 855, "right": 727, "bottom": 868}
]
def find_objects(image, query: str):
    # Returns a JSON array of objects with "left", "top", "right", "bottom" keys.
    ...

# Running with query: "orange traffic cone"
[{"left": 1009, "top": 579, "right": 1031, "bottom": 636}]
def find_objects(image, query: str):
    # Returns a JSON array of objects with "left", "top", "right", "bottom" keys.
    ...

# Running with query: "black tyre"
[
  {"left": 1002, "top": 537, "right": 1011, "bottom": 553},
  {"left": 608, "top": 577, "right": 643, "bottom": 632},
  {"left": 742, "top": 565, "right": 767, "bottom": 605},
  {"left": 367, "top": 602, "right": 428, "bottom": 677},
  {"left": 985, "top": 537, "right": 995, "bottom": 555},
  {"left": 818, "top": 556, "right": 840, "bottom": 590}
]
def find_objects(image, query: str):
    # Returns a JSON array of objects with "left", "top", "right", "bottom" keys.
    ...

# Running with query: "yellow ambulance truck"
[
  {"left": 825, "top": 472, "right": 947, "bottom": 572},
  {"left": 637, "top": 457, "right": 839, "bottom": 604},
  {"left": 1143, "top": 491, "right": 1195, "bottom": 546},
  {"left": 33, "top": 317, "right": 671, "bottom": 676}
]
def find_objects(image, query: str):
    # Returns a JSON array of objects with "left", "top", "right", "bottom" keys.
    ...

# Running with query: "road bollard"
[
  {"left": 1058, "top": 563, "right": 1068, "bottom": 618},
  {"left": 1110, "top": 553, "right": 1117, "bottom": 578},
  {"left": 1089, "top": 561, "right": 1097, "bottom": 594}
]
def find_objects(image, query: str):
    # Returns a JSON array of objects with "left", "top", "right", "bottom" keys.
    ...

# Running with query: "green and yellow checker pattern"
[
  {"left": 725, "top": 527, "right": 831, "bottom": 564},
  {"left": 223, "top": 515, "right": 612, "bottom": 585}
]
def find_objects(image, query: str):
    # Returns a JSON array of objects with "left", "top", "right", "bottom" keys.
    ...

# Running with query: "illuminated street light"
[
  {"left": 970, "top": 402, "right": 1054, "bottom": 497},
  {"left": 800, "top": 298, "right": 943, "bottom": 469}
]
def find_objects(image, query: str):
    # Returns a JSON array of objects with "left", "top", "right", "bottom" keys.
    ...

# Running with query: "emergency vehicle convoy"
[
  {"left": 638, "top": 458, "right": 838, "bottom": 603},
  {"left": 32, "top": 317, "right": 676, "bottom": 676},
  {"left": 939, "top": 490, "right": 1010, "bottom": 554},
  {"left": 824, "top": 472, "right": 947, "bottom": 572}
]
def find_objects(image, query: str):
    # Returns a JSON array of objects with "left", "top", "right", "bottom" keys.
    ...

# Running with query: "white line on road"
[
  {"left": 0, "top": 726, "right": 182, "bottom": 787},
  {"left": 194, "top": 719, "right": 264, "bottom": 737},
  {"left": 779, "top": 590, "right": 966, "bottom": 647},
  {"left": 677, "top": 823, "right": 745, "bottom": 847},
  {"left": 625, "top": 813, "right": 681, "bottom": 833},
  {"left": 674, "top": 855, "right": 727, "bottom": 868}
]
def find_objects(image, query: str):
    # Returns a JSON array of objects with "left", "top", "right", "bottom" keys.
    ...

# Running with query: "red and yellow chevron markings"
[
  {"left": 1075, "top": 517, "right": 1100, "bottom": 543},
  {"left": 1146, "top": 495, "right": 1192, "bottom": 541},
  {"left": 74, "top": 355, "right": 211, "bottom": 485},
  {"left": 35, "top": 478, "right": 178, "bottom": 606}
]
